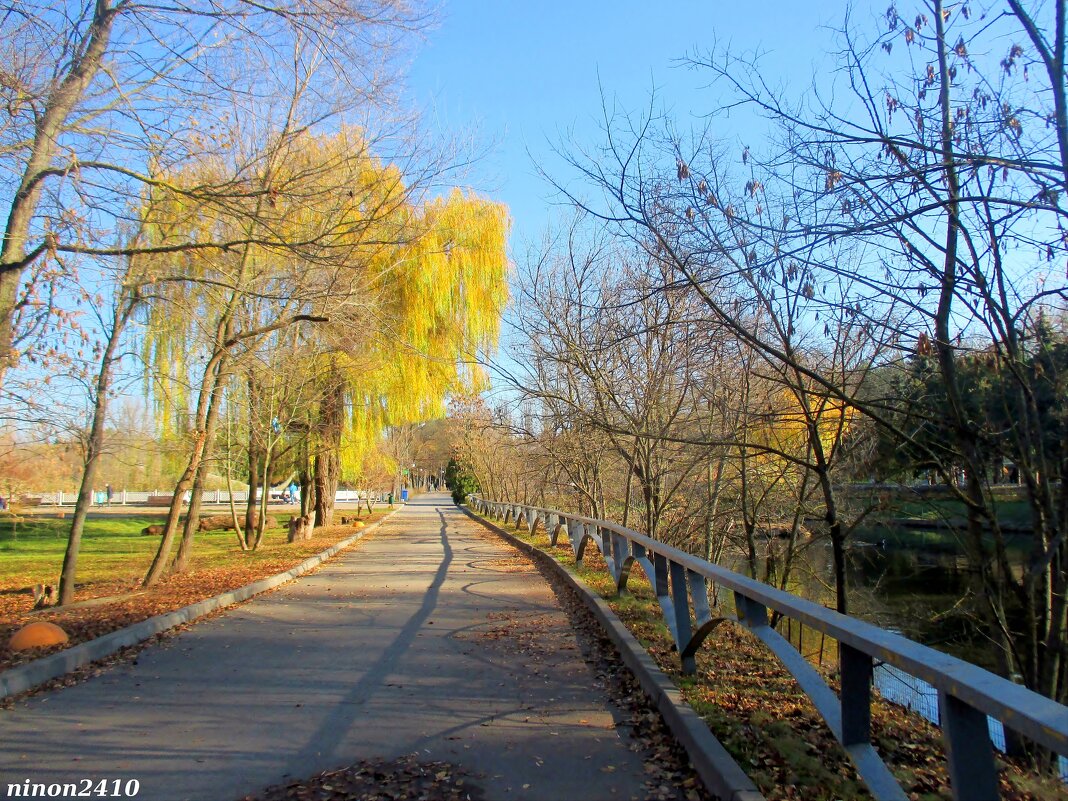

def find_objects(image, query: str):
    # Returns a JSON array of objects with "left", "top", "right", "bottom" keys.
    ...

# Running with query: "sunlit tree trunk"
[
  {"left": 143, "top": 347, "right": 229, "bottom": 587},
  {"left": 171, "top": 376, "right": 226, "bottom": 573},
  {"left": 313, "top": 371, "right": 344, "bottom": 527},
  {"left": 223, "top": 416, "right": 248, "bottom": 551},
  {"left": 244, "top": 372, "right": 262, "bottom": 535},
  {"left": 58, "top": 288, "right": 135, "bottom": 604}
]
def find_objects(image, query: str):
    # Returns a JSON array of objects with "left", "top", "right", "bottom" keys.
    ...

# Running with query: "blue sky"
[{"left": 406, "top": 0, "right": 862, "bottom": 252}]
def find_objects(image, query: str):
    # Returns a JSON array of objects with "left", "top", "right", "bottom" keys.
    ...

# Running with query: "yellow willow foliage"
[
  {"left": 339, "top": 194, "right": 510, "bottom": 482},
  {"left": 334, "top": 190, "right": 510, "bottom": 482},
  {"left": 133, "top": 126, "right": 509, "bottom": 470}
]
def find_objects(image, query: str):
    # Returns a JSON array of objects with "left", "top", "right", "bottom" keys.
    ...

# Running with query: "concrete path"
[{"left": 0, "top": 494, "right": 649, "bottom": 801}]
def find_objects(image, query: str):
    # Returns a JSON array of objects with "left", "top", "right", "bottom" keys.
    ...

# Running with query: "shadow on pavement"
[{"left": 284, "top": 510, "right": 453, "bottom": 773}]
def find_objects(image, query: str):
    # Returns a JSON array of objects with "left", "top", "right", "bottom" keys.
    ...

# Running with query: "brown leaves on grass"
[
  {"left": 240, "top": 755, "right": 486, "bottom": 801},
  {"left": 0, "top": 521, "right": 381, "bottom": 674},
  {"left": 608, "top": 576, "right": 1066, "bottom": 801},
  {"left": 608, "top": 582, "right": 1068, "bottom": 801}
]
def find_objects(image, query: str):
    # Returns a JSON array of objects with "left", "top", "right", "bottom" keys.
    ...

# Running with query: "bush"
[{"left": 444, "top": 458, "right": 479, "bottom": 505}]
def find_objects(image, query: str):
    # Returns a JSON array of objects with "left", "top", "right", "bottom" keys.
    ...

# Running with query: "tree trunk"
[
  {"left": 254, "top": 446, "right": 273, "bottom": 548},
  {"left": 245, "top": 446, "right": 260, "bottom": 535},
  {"left": 144, "top": 350, "right": 230, "bottom": 587},
  {"left": 929, "top": 0, "right": 1018, "bottom": 695},
  {"left": 313, "top": 449, "right": 339, "bottom": 527},
  {"left": 300, "top": 453, "right": 314, "bottom": 518},
  {"left": 58, "top": 295, "right": 130, "bottom": 604},
  {"left": 171, "top": 380, "right": 226, "bottom": 573},
  {"left": 704, "top": 454, "right": 726, "bottom": 563},
  {"left": 245, "top": 371, "right": 261, "bottom": 534},
  {"left": 224, "top": 457, "right": 248, "bottom": 550},
  {"left": 313, "top": 373, "right": 344, "bottom": 527},
  {"left": 171, "top": 468, "right": 205, "bottom": 574},
  {"left": 809, "top": 427, "right": 847, "bottom": 615},
  {"left": 142, "top": 430, "right": 207, "bottom": 587}
]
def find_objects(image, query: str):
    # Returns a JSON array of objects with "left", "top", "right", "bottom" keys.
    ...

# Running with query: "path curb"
[
  {"left": 462, "top": 505, "right": 765, "bottom": 801},
  {"left": 0, "top": 512, "right": 396, "bottom": 700}
]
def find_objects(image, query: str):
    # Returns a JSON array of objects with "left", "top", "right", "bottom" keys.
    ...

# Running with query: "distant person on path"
[
  {"left": 105, "top": 484, "right": 113, "bottom": 506},
  {"left": 289, "top": 481, "right": 299, "bottom": 505},
  {"left": 0, "top": 495, "right": 6, "bottom": 511}
]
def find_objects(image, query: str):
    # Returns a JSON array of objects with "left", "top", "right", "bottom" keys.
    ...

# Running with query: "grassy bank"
[{"left": 0, "top": 507, "right": 389, "bottom": 673}]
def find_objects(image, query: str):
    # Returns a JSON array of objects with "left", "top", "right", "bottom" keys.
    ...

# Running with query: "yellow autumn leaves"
[{"left": 746, "top": 387, "right": 855, "bottom": 476}]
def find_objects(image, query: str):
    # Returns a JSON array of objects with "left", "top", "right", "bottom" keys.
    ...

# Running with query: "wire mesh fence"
[{"left": 872, "top": 662, "right": 1067, "bottom": 781}]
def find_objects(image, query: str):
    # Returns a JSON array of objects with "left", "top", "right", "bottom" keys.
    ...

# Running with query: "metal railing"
[{"left": 470, "top": 496, "right": 1068, "bottom": 801}]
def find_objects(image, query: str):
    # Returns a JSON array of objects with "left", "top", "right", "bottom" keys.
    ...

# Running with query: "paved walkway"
[{"left": 0, "top": 494, "right": 649, "bottom": 801}]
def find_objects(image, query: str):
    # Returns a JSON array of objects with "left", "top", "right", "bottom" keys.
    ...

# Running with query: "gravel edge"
[
  {"left": 461, "top": 505, "right": 765, "bottom": 801},
  {"left": 0, "top": 511, "right": 397, "bottom": 700}
]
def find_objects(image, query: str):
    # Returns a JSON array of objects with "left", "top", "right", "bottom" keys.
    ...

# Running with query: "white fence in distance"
[{"left": 35, "top": 489, "right": 387, "bottom": 506}]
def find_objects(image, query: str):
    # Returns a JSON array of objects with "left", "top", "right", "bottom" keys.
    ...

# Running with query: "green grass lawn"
[
  {"left": 0, "top": 507, "right": 388, "bottom": 673},
  {"left": 0, "top": 513, "right": 298, "bottom": 591},
  {"left": 886, "top": 496, "right": 1033, "bottom": 527}
]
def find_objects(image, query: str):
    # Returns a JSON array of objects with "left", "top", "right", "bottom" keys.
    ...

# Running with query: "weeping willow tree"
[
  {"left": 303, "top": 188, "right": 510, "bottom": 525},
  {"left": 139, "top": 125, "right": 509, "bottom": 576}
]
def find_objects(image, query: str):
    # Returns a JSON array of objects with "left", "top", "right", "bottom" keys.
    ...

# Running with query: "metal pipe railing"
[{"left": 469, "top": 495, "right": 1068, "bottom": 801}]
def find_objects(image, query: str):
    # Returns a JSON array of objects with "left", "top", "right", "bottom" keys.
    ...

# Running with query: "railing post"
[
  {"left": 652, "top": 553, "right": 679, "bottom": 643},
  {"left": 471, "top": 495, "right": 1068, "bottom": 801},
  {"left": 687, "top": 568, "right": 712, "bottom": 630},
  {"left": 602, "top": 528, "right": 620, "bottom": 588},
  {"left": 734, "top": 591, "right": 767, "bottom": 628},
  {"left": 570, "top": 520, "right": 584, "bottom": 566},
  {"left": 939, "top": 692, "right": 999, "bottom": 801},
  {"left": 840, "top": 643, "right": 873, "bottom": 747},
  {"left": 612, "top": 532, "right": 629, "bottom": 591},
  {"left": 669, "top": 559, "right": 696, "bottom": 674}
]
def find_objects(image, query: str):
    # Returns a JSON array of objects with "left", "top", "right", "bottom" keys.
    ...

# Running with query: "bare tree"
[
  {"left": 547, "top": 0, "right": 1065, "bottom": 721},
  {"left": 0, "top": 0, "right": 425, "bottom": 380}
]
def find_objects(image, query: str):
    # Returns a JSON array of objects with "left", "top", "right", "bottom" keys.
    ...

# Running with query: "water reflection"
[
  {"left": 848, "top": 534, "right": 992, "bottom": 666},
  {"left": 722, "top": 528, "right": 991, "bottom": 669}
]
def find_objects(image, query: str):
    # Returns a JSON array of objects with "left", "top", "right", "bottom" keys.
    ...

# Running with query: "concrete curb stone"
[
  {"left": 462, "top": 504, "right": 765, "bottom": 801},
  {"left": 0, "top": 511, "right": 397, "bottom": 700}
]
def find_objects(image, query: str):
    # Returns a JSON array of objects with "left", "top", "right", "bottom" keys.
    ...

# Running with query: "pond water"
[
  {"left": 846, "top": 540, "right": 986, "bottom": 664},
  {"left": 721, "top": 528, "right": 992, "bottom": 668}
]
